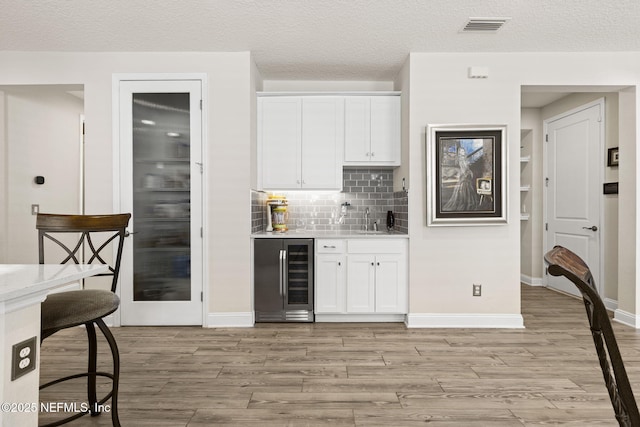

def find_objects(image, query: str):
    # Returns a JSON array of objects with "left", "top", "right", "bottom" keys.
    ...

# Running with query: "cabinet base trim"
[
  {"left": 206, "top": 312, "right": 254, "bottom": 328},
  {"left": 315, "top": 313, "right": 406, "bottom": 323},
  {"left": 406, "top": 313, "right": 524, "bottom": 329}
]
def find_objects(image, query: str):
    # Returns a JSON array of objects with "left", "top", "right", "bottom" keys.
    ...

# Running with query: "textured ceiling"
[{"left": 1, "top": 0, "right": 639, "bottom": 80}]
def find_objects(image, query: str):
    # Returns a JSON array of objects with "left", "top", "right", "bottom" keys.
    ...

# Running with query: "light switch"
[{"left": 31, "top": 204, "right": 39, "bottom": 215}]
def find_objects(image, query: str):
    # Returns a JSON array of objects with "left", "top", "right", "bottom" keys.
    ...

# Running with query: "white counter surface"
[
  {"left": 0, "top": 264, "right": 108, "bottom": 308},
  {"left": 251, "top": 230, "right": 408, "bottom": 239}
]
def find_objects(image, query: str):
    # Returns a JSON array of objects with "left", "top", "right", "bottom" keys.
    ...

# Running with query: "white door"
[
  {"left": 344, "top": 97, "right": 370, "bottom": 162},
  {"left": 301, "top": 97, "right": 343, "bottom": 189},
  {"left": 315, "top": 254, "right": 346, "bottom": 313},
  {"left": 118, "top": 79, "right": 203, "bottom": 325},
  {"left": 375, "top": 255, "right": 407, "bottom": 313},
  {"left": 259, "top": 97, "right": 301, "bottom": 189},
  {"left": 370, "top": 96, "right": 401, "bottom": 164},
  {"left": 545, "top": 100, "right": 603, "bottom": 297},
  {"left": 346, "top": 255, "right": 375, "bottom": 313}
]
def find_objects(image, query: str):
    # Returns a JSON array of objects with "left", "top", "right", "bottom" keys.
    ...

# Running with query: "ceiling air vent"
[{"left": 461, "top": 17, "right": 510, "bottom": 33}]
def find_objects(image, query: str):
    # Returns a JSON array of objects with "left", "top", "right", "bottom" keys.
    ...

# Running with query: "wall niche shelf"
[{"left": 520, "top": 130, "right": 533, "bottom": 222}]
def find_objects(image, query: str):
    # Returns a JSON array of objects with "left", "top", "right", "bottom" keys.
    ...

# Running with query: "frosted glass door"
[{"left": 119, "top": 79, "right": 203, "bottom": 325}]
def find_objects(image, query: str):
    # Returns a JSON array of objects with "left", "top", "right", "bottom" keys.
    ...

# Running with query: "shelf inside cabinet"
[{"left": 136, "top": 158, "right": 190, "bottom": 163}]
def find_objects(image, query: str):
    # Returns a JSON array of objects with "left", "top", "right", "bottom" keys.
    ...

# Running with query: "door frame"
[
  {"left": 542, "top": 97, "right": 605, "bottom": 295},
  {"left": 111, "top": 73, "right": 208, "bottom": 326}
]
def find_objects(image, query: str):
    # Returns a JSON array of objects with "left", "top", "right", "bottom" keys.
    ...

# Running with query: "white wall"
[
  {"left": 262, "top": 80, "right": 394, "bottom": 92},
  {"left": 0, "top": 52, "right": 255, "bottom": 323},
  {"left": 618, "top": 87, "right": 638, "bottom": 324},
  {"left": 1, "top": 85, "right": 83, "bottom": 263},
  {"left": 2, "top": 51, "right": 640, "bottom": 328},
  {"left": 405, "top": 52, "right": 640, "bottom": 328}
]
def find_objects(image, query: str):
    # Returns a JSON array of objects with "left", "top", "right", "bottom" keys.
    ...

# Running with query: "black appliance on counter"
[{"left": 254, "top": 238, "right": 314, "bottom": 322}]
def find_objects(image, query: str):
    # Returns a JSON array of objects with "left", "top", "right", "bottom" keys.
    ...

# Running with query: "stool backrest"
[
  {"left": 37, "top": 213, "right": 131, "bottom": 293},
  {"left": 544, "top": 245, "right": 640, "bottom": 427}
]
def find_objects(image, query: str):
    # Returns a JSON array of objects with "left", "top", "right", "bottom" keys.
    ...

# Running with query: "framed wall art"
[{"left": 426, "top": 124, "right": 508, "bottom": 226}]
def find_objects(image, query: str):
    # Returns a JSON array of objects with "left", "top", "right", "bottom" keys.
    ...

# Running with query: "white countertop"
[
  {"left": 251, "top": 230, "right": 408, "bottom": 239},
  {"left": 0, "top": 264, "right": 109, "bottom": 306}
]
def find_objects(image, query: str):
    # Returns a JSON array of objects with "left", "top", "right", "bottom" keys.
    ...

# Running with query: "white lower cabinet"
[
  {"left": 346, "top": 254, "right": 376, "bottom": 313},
  {"left": 315, "top": 238, "right": 407, "bottom": 320},
  {"left": 316, "top": 253, "right": 347, "bottom": 313}
]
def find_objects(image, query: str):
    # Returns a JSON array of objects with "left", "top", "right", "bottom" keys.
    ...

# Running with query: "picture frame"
[
  {"left": 607, "top": 147, "right": 619, "bottom": 167},
  {"left": 426, "top": 124, "right": 508, "bottom": 226}
]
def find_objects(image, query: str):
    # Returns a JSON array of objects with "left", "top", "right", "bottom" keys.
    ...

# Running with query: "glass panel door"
[
  {"left": 132, "top": 92, "right": 191, "bottom": 302},
  {"left": 284, "top": 240, "right": 313, "bottom": 311},
  {"left": 118, "top": 79, "right": 203, "bottom": 325}
]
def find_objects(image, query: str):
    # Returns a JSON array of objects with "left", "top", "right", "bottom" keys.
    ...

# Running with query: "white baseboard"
[
  {"left": 316, "top": 313, "right": 406, "bottom": 323},
  {"left": 614, "top": 309, "right": 640, "bottom": 328},
  {"left": 206, "top": 312, "right": 254, "bottom": 328},
  {"left": 406, "top": 313, "right": 524, "bottom": 329},
  {"left": 520, "top": 274, "right": 544, "bottom": 286},
  {"left": 604, "top": 298, "right": 618, "bottom": 313}
]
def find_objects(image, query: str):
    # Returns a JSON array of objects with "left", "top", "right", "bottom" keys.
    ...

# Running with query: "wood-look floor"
[{"left": 38, "top": 285, "right": 640, "bottom": 426}]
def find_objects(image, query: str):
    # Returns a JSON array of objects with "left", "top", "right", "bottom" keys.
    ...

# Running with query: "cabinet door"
[
  {"left": 344, "top": 97, "right": 371, "bottom": 163},
  {"left": 315, "top": 254, "right": 346, "bottom": 313},
  {"left": 370, "top": 96, "right": 401, "bottom": 165},
  {"left": 259, "top": 97, "right": 301, "bottom": 189},
  {"left": 375, "top": 254, "right": 407, "bottom": 313},
  {"left": 346, "top": 254, "right": 375, "bottom": 313},
  {"left": 301, "top": 98, "right": 344, "bottom": 189}
]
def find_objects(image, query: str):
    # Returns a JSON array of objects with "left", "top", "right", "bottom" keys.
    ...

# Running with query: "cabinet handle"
[
  {"left": 371, "top": 152, "right": 375, "bottom": 157},
  {"left": 297, "top": 180, "right": 301, "bottom": 184},
  {"left": 366, "top": 152, "right": 370, "bottom": 157},
  {"left": 338, "top": 262, "right": 341, "bottom": 266},
  {"left": 323, "top": 245, "right": 336, "bottom": 249},
  {"left": 377, "top": 262, "right": 380, "bottom": 266},
  {"left": 371, "top": 262, "right": 374, "bottom": 266}
]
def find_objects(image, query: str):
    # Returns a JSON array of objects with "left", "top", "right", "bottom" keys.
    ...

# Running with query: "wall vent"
[{"left": 461, "top": 17, "right": 510, "bottom": 32}]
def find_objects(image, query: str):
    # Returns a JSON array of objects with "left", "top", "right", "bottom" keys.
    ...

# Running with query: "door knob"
[
  {"left": 124, "top": 231, "right": 138, "bottom": 237},
  {"left": 582, "top": 225, "right": 598, "bottom": 231}
]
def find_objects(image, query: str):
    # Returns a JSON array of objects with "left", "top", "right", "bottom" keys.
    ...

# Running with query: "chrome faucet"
[{"left": 364, "top": 207, "right": 370, "bottom": 231}]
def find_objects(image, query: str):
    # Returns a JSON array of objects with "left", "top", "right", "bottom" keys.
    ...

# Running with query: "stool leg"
[
  {"left": 96, "top": 318, "right": 121, "bottom": 427},
  {"left": 85, "top": 322, "right": 100, "bottom": 416}
]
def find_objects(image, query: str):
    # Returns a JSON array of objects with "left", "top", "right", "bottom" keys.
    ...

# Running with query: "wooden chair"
[
  {"left": 544, "top": 245, "right": 640, "bottom": 427},
  {"left": 37, "top": 213, "right": 130, "bottom": 427}
]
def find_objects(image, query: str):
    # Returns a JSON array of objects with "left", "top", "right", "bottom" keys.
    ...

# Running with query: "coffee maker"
[{"left": 266, "top": 195, "right": 288, "bottom": 232}]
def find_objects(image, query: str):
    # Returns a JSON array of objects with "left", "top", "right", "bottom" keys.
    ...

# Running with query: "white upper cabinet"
[
  {"left": 344, "top": 96, "right": 400, "bottom": 166},
  {"left": 258, "top": 96, "right": 344, "bottom": 190},
  {"left": 300, "top": 98, "right": 344, "bottom": 189},
  {"left": 259, "top": 97, "right": 301, "bottom": 190}
]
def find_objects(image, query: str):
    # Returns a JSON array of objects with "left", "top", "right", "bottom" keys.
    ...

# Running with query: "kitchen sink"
[{"left": 354, "top": 230, "right": 391, "bottom": 235}]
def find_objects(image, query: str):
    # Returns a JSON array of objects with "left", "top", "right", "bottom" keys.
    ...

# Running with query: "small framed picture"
[{"left": 607, "top": 147, "right": 619, "bottom": 167}]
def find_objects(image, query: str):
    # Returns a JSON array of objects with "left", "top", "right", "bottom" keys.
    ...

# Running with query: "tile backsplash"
[{"left": 251, "top": 168, "right": 408, "bottom": 233}]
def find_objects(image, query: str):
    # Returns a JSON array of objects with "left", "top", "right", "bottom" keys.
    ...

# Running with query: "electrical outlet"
[
  {"left": 11, "top": 336, "right": 37, "bottom": 381},
  {"left": 473, "top": 284, "right": 482, "bottom": 297}
]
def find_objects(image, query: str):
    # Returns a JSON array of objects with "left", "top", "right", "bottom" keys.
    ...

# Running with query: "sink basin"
[{"left": 354, "top": 230, "right": 390, "bottom": 235}]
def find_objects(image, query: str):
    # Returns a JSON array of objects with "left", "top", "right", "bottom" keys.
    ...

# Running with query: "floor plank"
[{"left": 37, "top": 284, "right": 640, "bottom": 426}]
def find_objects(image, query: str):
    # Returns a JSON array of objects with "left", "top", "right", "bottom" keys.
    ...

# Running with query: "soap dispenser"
[{"left": 386, "top": 210, "right": 395, "bottom": 231}]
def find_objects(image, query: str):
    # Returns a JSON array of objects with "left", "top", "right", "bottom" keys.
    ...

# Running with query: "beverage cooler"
[{"left": 254, "top": 239, "right": 314, "bottom": 322}]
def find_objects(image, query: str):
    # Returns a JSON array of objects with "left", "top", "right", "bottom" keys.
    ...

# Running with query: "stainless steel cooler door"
[{"left": 254, "top": 239, "right": 284, "bottom": 314}]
